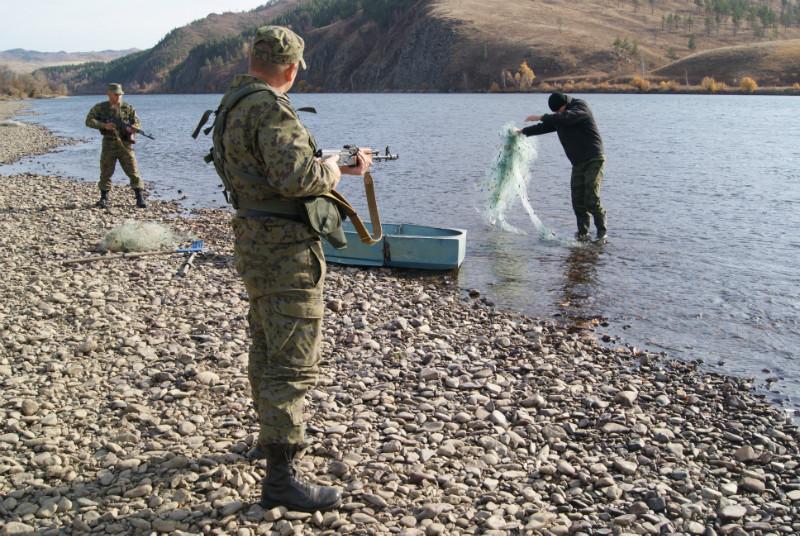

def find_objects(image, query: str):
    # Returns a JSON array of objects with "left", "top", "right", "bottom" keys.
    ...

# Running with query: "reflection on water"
[
  {"left": 486, "top": 232, "right": 527, "bottom": 285},
  {"left": 559, "top": 244, "right": 602, "bottom": 324}
]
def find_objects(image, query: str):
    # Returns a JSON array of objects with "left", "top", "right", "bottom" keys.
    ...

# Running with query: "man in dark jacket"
[{"left": 519, "top": 92, "right": 607, "bottom": 241}]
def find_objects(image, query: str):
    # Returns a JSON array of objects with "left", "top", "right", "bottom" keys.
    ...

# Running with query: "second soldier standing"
[{"left": 85, "top": 83, "right": 148, "bottom": 209}]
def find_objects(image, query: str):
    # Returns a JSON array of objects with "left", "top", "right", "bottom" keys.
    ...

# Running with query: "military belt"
[
  {"left": 235, "top": 208, "right": 304, "bottom": 223},
  {"left": 235, "top": 198, "right": 306, "bottom": 222},
  {"left": 231, "top": 174, "right": 384, "bottom": 248}
]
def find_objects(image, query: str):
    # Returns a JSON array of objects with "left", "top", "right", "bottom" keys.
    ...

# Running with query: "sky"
[{"left": 1, "top": 0, "right": 269, "bottom": 52}]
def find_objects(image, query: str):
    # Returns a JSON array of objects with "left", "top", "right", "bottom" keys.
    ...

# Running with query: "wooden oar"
[{"left": 62, "top": 240, "right": 204, "bottom": 265}]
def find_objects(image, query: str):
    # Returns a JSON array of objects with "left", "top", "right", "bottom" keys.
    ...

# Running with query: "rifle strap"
[{"left": 324, "top": 171, "right": 382, "bottom": 245}]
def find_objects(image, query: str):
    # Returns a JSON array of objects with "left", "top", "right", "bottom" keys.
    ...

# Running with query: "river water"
[{"left": 4, "top": 93, "right": 799, "bottom": 416}]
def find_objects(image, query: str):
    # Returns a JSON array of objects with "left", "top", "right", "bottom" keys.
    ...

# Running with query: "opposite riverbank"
[{"left": 1, "top": 103, "right": 799, "bottom": 535}]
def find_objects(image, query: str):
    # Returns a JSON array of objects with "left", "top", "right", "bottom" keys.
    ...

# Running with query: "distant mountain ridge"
[
  {"left": 40, "top": 0, "right": 800, "bottom": 93},
  {"left": 0, "top": 48, "right": 138, "bottom": 73}
]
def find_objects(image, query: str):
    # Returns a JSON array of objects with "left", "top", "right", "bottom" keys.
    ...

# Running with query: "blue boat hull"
[{"left": 322, "top": 222, "right": 466, "bottom": 270}]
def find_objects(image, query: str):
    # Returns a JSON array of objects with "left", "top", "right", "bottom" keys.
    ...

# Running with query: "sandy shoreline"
[{"left": 1, "top": 102, "right": 799, "bottom": 535}]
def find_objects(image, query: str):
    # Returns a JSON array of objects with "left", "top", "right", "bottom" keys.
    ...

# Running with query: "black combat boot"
[
  {"left": 593, "top": 211, "right": 607, "bottom": 242},
  {"left": 246, "top": 444, "right": 265, "bottom": 460},
  {"left": 260, "top": 444, "right": 341, "bottom": 512},
  {"left": 95, "top": 190, "right": 109, "bottom": 209},
  {"left": 575, "top": 213, "right": 591, "bottom": 242},
  {"left": 133, "top": 188, "right": 147, "bottom": 209}
]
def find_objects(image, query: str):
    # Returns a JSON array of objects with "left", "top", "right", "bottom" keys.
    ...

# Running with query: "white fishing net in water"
[
  {"left": 100, "top": 221, "right": 180, "bottom": 252},
  {"left": 484, "top": 123, "right": 555, "bottom": 240}
]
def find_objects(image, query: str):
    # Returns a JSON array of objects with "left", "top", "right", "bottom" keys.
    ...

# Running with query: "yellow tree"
[
  {"left": 518, "top": 61, "right": 536, "bottom": 90},
  {"left": 739, "top": 77, "right": 758, "bottom": 93}
]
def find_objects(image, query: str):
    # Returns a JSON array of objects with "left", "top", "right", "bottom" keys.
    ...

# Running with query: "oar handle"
[
  {"left": 62, "top": 250, "right": 173, "bottom": 265},
  {"left": 177, "top": 252, "right": 198, "bottom": 277}
]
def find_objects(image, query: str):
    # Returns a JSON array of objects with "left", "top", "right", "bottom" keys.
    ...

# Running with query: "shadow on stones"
[{"left": 0, "top": 447, "right": 266, "bottom": 535}]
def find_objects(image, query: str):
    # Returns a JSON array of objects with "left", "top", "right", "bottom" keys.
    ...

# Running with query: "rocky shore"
[
  {"left": 0, "top": 102, "right": 69, "bottom": 165},
  {"left": 1, "top": 104, "right": 799, "bottom": 536}
]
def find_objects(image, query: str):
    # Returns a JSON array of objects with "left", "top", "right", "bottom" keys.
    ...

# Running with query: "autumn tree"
[
  {"left": 499, "top": 60, "right": 537, "bottom": 91},
  {"left": 518, "top": 61, "right": 536, "bottom": 90},
  {"left": 739, "top": 76, "right": 758, "bottom": 92}
]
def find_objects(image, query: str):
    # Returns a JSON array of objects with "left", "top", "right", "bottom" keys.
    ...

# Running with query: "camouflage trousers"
[
  {"left": 232, "top": 217, "right": 326, "bottom": 447},
  {"left": 98, "top": 138, "right": 144, "bottom": 191},
  {"left": 570, "top": 157, "right": 607, "bottom": 236}
]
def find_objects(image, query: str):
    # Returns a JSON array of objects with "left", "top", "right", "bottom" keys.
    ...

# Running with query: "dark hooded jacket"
[{"left": 521, "top": 96, "right": 604, "bottom": 165}]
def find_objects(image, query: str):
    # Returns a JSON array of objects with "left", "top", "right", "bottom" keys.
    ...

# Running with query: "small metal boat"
[{"left": 323, "top": 221, "right": 466, "bottom": 270}]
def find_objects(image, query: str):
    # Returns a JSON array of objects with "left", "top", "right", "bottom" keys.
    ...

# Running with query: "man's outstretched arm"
[{"left": 520, "top": 121, "right": 557, "bottom": 136}]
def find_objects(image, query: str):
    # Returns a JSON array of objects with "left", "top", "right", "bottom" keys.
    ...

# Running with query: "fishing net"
[
  {"left": 484, "top": 123, "right": 555, "bottom": 240},
  {"left": 99, "top": 221, "right": 180, "bottom": 252}
]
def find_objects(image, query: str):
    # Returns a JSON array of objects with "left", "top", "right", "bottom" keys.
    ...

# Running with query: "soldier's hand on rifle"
[
  {"left": 322, "top": 153, "right": 342, "bottom": 187},
  {"left": 525, "top": 115, "right": 543, "bottom": 122},
  {"left": 103, "top": 122, "right": 116, "bottom": 131},
  {"left": 341, "top": 148, "right": 372, "bottom": 176},
  {"left": 125, "top": 126, "right": 136, "bottom": 134}
]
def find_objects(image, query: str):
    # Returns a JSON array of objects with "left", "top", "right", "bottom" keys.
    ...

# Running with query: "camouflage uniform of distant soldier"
[
  {"left": 85, "top": 83, "right": 147, "bottom": 208},
  {"left": 214, "top": 26, "right": 371, "bottom": 513}
]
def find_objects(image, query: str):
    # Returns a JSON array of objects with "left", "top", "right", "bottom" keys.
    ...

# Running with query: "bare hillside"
[
  {"left": 653, "top": 39, "right": 800, "bottom": 84},
  {"left": 432, "top": 0, "right": 800, "bottom": 84}
]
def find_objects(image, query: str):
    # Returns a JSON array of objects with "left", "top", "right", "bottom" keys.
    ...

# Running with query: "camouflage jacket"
[
  {"left": 221, "top": 74, "right": 337, "bottom": 204},
  {"left": 85, "top": 101, "right": 141, "bottom": 141}
]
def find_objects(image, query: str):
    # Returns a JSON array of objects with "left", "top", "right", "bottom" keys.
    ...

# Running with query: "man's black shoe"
[
  {"left": 95, "top": 190, "right": 109, "bottom": 209},
  {"left": 134, "top": 188, "right": 147, "bottom": 209},
  {"left": 260, "top": 444, "right": 341, "bottom": 513}
]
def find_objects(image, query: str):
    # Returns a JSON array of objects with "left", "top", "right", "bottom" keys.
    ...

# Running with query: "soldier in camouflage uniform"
[
  {"left": 85, "top": 83, "right": 147, "bottom": 209},
  {"left": 217, "top": 26, "right": 372, "bottom": 512}
]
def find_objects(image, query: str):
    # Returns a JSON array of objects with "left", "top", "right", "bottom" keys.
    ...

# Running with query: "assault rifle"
[
  {"left": 104, "top": 116, "right": 155, "bottom": 143},
  {"left": 317, "top": 145, "right": 399, "bottom": 167}
]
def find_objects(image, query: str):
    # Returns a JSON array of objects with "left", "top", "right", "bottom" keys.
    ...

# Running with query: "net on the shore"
[
  {"left": 100, "top": 221, "right": 180, "bottom": 252},
  {"left": 483, "top": 123, "right": 555, "bottom": 240}
]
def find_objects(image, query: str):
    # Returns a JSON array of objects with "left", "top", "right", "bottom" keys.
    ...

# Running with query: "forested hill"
[
  {"left": 40, "top": 0, "right": 304, "bottom": 94},
  {"left": 42, "top": 0, "right": 800, "bottom": 94}
]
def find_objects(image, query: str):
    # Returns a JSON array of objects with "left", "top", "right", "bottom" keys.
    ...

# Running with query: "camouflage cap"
[
  {"left": 252, "top": 26, "right": 306, "bottom": 69},
  {"left": 107, "top": 83, "right": 124, "bottom": 95}
]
